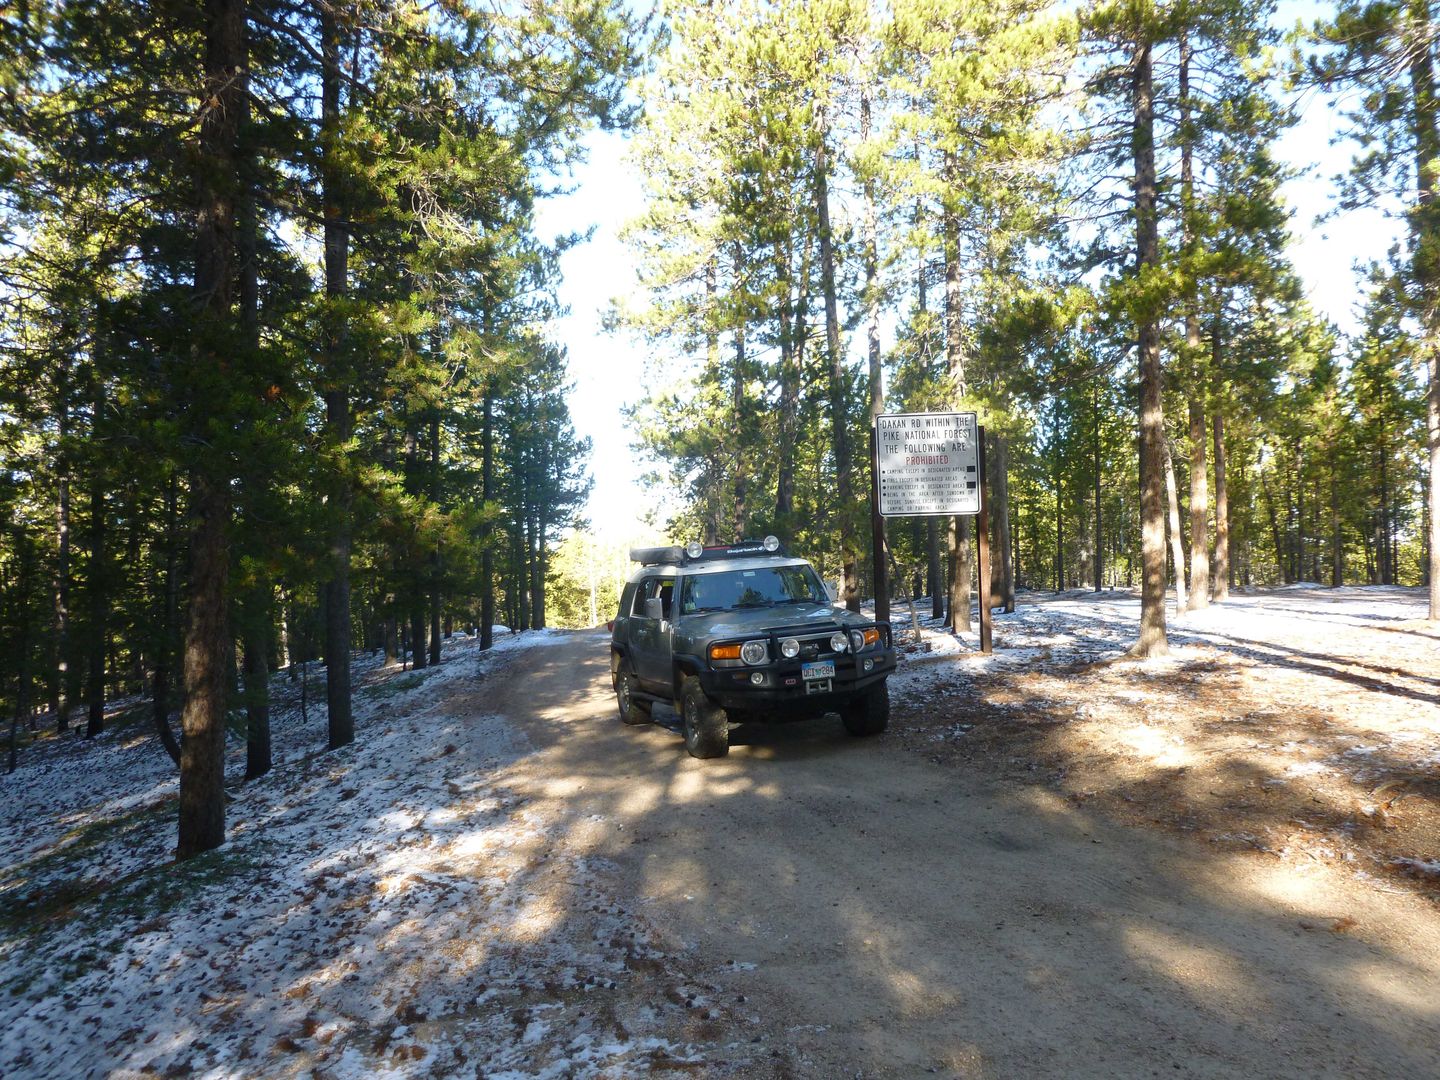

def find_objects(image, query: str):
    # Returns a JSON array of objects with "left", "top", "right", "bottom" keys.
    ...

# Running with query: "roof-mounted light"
[
  {"left": 685, "top": 541, "right": 705, "bottom": 559},
  {"left": 762, "top": 535, "right": 780, "bottom": 552}
]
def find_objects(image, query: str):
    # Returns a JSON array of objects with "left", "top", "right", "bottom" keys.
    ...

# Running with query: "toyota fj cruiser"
[{"left": 608, "top": 537, "right": 896, "bottom": 758}]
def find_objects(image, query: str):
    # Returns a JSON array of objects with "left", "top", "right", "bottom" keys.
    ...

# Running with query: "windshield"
[{"left": 679, "top": 565, "right": 828, "bottom": 613}]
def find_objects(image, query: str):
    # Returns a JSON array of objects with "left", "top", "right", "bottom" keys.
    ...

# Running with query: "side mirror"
[{"left": 644, "top": 597, "right": 665, "bottom": 621}]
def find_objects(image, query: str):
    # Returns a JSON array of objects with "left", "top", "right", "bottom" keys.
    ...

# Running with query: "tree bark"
[
  {"left": 729, "top": 249, "right": 748, "bottom": 538},
  {"left": 1187, "top": 398, "right": 1209, "bottom": 608},
  {"left": 319, "top": 0, "right": 353, "bottom": 749},
  {"left": 1212, "top": 411, "right": 1230, "bottom": 601},
  {"left": 927, "top": 518, "right": 942, "bottom": 618},
  {"left": 178, "top": 0, "right": 244, "bottom": 859},
  {"left": 1407, "top": 0, "right": 1440, "bottom": 618},
  {"left": 942, "top": 151, "right": 971, "bottom": 629},
  {"left": 152, "top": 476, "right": 182, "bottom": 767},
  {"left": 1132, "top": 37, "right": 1169, "bottom": 656},
  {"left": 1163, "top": 438, "right": 1188, "bottom": 610},
  {"left": 815, "top": 108, "right": 859, "bottom": 612},
  {"left": 53, "top": 359, "right": 72, "bottom": 733},
  {"left": 1093, "top": 385, "right": 1103, "bottom": 592},
  {"left": 85, "top": 370, "right": 106, "bottom": 739},
  {"left": 480, "top": 379, "right": 495, "bottom": 649},
  {"left": 992, "top": 433, "right": 1015, "bottom": 611}
]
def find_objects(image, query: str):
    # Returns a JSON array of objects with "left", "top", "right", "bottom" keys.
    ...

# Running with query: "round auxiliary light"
[
  {"left": 685, "top": 541, "right": 705, "bottom": 559},
  {"left": 780, "top": 637, "right": 800, "bottom": 659},
  {"left": 829, "top": 632, "right": 849, "bottom": 653},
  {"left": 762, "top": 534, "right": 780, "bottom": 552},
  {"left": 850, "top": 629, "right": 866, "bottom": 653},
  {"left": 740, "top": 640, "right": 768, "bottom": 665}
]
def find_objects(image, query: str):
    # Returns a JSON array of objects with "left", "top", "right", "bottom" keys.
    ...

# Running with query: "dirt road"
[{"left": 474, "top": 630, "right": 1440, "bottom": 1079}]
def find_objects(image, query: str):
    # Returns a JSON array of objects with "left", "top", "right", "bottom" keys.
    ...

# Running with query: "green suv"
[{"left": 608, "top": 537, "right": 896, "bottom": 758}]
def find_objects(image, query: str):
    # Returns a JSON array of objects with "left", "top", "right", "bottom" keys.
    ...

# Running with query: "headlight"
[
  {"left": 850, "top": 628, "right": 881, "bottom": 651},
  {"left": 780, "top": 637, "right": 800, "bottom": 658},
  {"left": 829, "top": 632, "right": 849, "bottom": 653},
  {"left": 740, "top": 640, "right": 768, "bottom": 665}
]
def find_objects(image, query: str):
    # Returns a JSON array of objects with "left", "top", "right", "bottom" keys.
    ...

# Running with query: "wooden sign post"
[
  {"left": 976, "top": 425, "right": 992, "bottom": 654},
  {"left": 871, "top": 411, "right": 993, "bottom": 654}
]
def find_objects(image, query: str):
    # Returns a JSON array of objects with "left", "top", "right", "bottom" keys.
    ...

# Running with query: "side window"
[
  {"left": 618, "top": 583, "right": 635, "bottom": 619},
  {"left": 632, "top": 579, "right": 653, "bottom": 616},
  {"left": 657, "top": 580, "right": 674, "bottom": 620}
]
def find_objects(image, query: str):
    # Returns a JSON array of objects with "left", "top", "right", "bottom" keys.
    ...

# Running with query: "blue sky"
[{"left": 536, "top": 1, "right": 1405, "bottom": 542}]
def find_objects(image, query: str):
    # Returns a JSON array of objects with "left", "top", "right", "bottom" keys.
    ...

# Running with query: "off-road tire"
[
  {"left": 680, "top": 675, "right": 729, "bottom": 758},
  {"left": 842, "top": 680, "right": 889, "bottom": 737},
  {"left": 616, "top": 668, "right": 652, "bottom": 726}
]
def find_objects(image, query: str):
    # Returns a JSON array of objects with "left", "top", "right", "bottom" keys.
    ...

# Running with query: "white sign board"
[{"left": 875, "top": 411, "right": 980, "bottom": 517}]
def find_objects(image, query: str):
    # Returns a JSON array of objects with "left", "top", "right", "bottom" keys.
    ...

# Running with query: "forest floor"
[
  {"left": 0, "top": 586, "right": 1437, "bottom": 1079},
  {"left": 887, "top": 584, "right": 1440, "bottom": 905}
]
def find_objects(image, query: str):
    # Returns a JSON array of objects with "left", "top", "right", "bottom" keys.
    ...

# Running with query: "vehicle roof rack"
[
  {"left": 628, "top": 537, "right": 790, "bottom": 567},
  {"left": 629, "top": 545, "right": 684, "bottom": 566},
  {"left": 688, "top": 538, "right": 788, "bottom": 561}
]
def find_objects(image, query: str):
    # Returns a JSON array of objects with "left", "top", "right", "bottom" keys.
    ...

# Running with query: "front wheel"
[
  {"left": 680, "top": 676, "right": 729, "bottom": 758},
  {"left": 617, "top": 668, "right": 652, "bottom": 726},
  {"left": 841, "top": 680, "right": 889, "bottom": 737}
]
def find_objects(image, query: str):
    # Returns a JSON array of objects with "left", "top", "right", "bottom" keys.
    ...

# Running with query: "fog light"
[
  {"left": 750, "top": 672, "right": 765, "bottom": 685},
  {"left": 863, "top": 658, "right": 874, "bottom": 672}
]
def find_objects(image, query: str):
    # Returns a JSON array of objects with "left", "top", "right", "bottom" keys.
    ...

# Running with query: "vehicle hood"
[{"left": 677, "top": 603, "right": 870, "bottom": 639}]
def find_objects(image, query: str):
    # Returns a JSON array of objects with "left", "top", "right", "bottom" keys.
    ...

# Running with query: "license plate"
[{"left": 802, "top": 661, "right": 835, "bottom": 681}]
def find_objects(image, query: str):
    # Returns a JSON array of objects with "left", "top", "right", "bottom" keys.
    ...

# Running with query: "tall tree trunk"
[
  {"left": 1261, "top": 466, "right": 1285, "bottom": 582},
  {"left": 480, "top": 379, "right": 495, "bottom": 649},
  {"left": 152, "top": 476, "right": 182, "bottom": 766},
  {"left": 1330, "top": 442, "right": 1343, "bottom": 586},
  {"left": 927, "top": 519, "right": 942, "bottom": 617},
  {"left": 1187, "top": 398, "right": 1209, "bottom": 608},
  {"left": 1179, "top": 26, "right": 1209, "bottom": 611},
  {"left": 729, "top": 249, "right": 748, "bottom": 538},
  {"left": 178, "top": 0, "right": 244, "bottom": 859},
  {"left": 9, "top": 531, "right": 32, "bottom": 773},
  {"left": 85, "top": 370, "right": 106, "bottom": 739},
  {"left": 1406, "top": 0, "right": 1440, "bottom": 618},
  {"left": 53, "top": 359, "right": 71, "bottom": 732},
  {"left": 774, "top": 235, "right": 807, "bottom": 526},
  {"left": 1163, "top": 438, "right": 1188, "bottom": 610},
  {"left": 429, "top": 412, "right": 442, "bottom": 665},
  {"left": 992, "top": 433, "right": 1015, "bottom": 611},
  {"left": 1055, "top": 444, "right": 1064, "bottom": 591},
  {"left": 1212, "top": 411, "right": 1230, "bottom": 601},
  {"left": 815, "top": 109, "right": 859, "bottom": 611},
  {"left": 1132, "top": 37, "right": 1169, "bottom": 655},
  {"left": 862, "top": 91, "right": 882, "bottom": 426},
  {"left": 943, "top": 151, "right": 971, "bottom": 630},
  {"left": 948, "top": 515, "right": 972, "bottom": 632},
  {"left": 238, "top": 66, "right": 269, "bottom": 775},
  {"left": 319, "top": 0, "right": 353, "bottom": 749},
  {"left": 1093, "top": 385, "right": 1103, "bottom": 592},
  {"left": 1378, "top": 440, "right": 1391, "bottom": 585}
]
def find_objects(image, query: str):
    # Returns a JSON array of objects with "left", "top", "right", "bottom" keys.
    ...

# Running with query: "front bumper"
[{"left": 696, "top": 648, "right": 897, "bottom": 713}]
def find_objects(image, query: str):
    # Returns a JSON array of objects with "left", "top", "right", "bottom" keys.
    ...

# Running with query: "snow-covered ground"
[
  {"left": 0, "top": 630, "right": 708, "bottom": 1079},
  {"left": 883, "top": 585, "right": 1440, "bottom": 895},
  {"left": 3, "top": 588, "right": 1435, "bottom": 1078}
]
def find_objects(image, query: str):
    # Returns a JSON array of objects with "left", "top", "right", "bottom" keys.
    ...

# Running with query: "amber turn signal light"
[{"left": 709, "top": 643, "right": 742, "bottom": 660}]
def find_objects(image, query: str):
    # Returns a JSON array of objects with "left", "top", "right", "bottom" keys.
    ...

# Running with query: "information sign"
[{"left": 874, "top": 411, "right": 980, "bottom": 517}]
